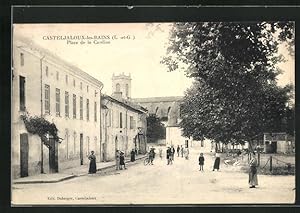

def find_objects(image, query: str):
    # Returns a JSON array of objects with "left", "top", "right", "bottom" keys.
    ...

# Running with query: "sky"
[{"left": 13, "top": 23, "right": 295, "bottom": 98}]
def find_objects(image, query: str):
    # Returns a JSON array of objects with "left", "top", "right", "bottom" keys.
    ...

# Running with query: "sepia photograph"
[{"left": 11, "top": 21, "right": 295, "bottom": 205}]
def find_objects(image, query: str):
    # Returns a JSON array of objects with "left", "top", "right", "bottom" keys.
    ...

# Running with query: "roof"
[
  {"left": 102, "top": 95, "right": 147, "bottom": 114},
  {"left": 133, "top": 96, "right": 184, "bottom": 103}
]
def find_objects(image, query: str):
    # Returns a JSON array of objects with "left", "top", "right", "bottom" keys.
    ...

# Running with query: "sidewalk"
[{"left": 13, "top": 154, "right": 147, "bottom": 184}]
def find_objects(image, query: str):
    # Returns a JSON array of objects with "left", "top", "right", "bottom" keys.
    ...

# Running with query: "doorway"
[
  {"left": 49, "top": 137, "right": 58, "bottom": 173},
  {"left": 185, "top": 140, "right": 189, "bottom": 148},
  {"left": 20, "top": 133, "right": 29, "bottom": 177},
  {"left": 271, "top": 141, "right": 277, "bottom": 153},
  {"left": 80, "top": 133, "right": 83, "bottom": 165}
]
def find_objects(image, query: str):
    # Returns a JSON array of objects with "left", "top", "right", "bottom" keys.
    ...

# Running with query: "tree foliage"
[
  {"left": 162, "top": 22, "right": 294, "bottom": 144},
  {"left": 146, "top": 114, "right": 166, "bottom": 142},
  {"left": 20, "top": 112, "right": 62, "bottom": 149}
]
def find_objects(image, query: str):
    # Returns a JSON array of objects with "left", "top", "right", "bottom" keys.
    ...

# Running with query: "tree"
[
  {"left": 146, "top": 114, "right": 166, "bottom": 143},
  {"left": 20, "top": 112, "right": 62, "bottom": 149},
  {"left": 162, "top": 22, "right": 294, "bottom": 146}
]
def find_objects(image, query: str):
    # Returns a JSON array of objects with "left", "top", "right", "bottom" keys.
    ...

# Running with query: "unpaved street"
[{"left": 12, "top": 148, "right": 295, "bottom": 205}]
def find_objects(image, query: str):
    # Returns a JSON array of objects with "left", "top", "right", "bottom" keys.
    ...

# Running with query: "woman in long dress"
[
  {"left": 88, "top": 151, "right": 97, "bottom": 174},
  {"left": 213, "top": 152, "right": 221, "bottom": 171},
  {"left": 249, "top": 152, "right": 258, "bottom": 188}
]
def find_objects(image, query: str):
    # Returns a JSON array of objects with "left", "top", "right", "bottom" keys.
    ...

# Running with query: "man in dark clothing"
[
  {"left": 119, "top": 152, "right": 127, "bottom": 170},
  {"left": 149, "top": 148, "right": 155, "bottom": 165},
  {"left": 130, "top": 149, "right": 136, "bottom": 162},
  {"left": 177, "top": 145, "right": 180, "bottom": 157},
  {"left": 166, "top": 147, "right": 172, "bottom": 165},
  {"left": 171, "top": 146, "right": 175, "bottom": 161}
]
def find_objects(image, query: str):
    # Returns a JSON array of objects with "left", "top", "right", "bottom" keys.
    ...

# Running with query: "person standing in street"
[
  {"left": 166, "top": 147, "right": 172, "bottom": 165},
  {"left": 119, "top": 151, "right": 127, "bottom": 170},
  {"left": 130, "top": 149, "right": 136, "bottom": 162},
  {"left": 199, "top": 153, "right": 205, "bottom": 171},
  {"left": 159, "top": 147, "right": 163, "bottom": 160},
  {"left": 249, "top": 152, "right": 258, "bottom": 188},
  {"left": 181, "top": 145, "right": 184, "bottom": 158},
  {"left": 115, "top": 150, "right": 120, "bottom": 170},
  {"left": 185, "top": 147, "right": 189, "bottom": 160},
  {"left": 177, "top": 145, "right": 180, "bottom": 157},
  {"left": 171, "top": 145, "right": 175, "bottom": 161},
  {"left": 88, "top": 151, "right": 97, "bottom": 174},
  {"left": 212, "top": 152, "right": 221, "bottom": 171},
  {"left": 149, "top": 147, "right": 155, "bottom": 165}
]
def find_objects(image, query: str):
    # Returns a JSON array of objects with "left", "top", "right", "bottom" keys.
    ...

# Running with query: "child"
[{"left": 199, "top": 153, "right": 205, "bottom": 171}]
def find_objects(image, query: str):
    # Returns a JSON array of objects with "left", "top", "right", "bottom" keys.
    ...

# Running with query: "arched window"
[
  {"left": 167, "top": 106, "right": 171, "bottom": 115},
  {"left": 65, "top": 129, "right": 69, "bottom": 159},
  {"left": 125, "top": 84, "right": 129, "bottom": 97},
  {"left": 86, "top": 136, "right": 90, "bottom": 155},
  {"left": 155, "top": 107, "right": 159, "bottom": 115},
  {"left": 94, "top": 136, "right": 97, "bottom": 154},
  {"left": 116, "top": 83, "right": 120, "bottom": 92},
  {"left": 73, "top": 131, "right": 77, "bottom": 156}
]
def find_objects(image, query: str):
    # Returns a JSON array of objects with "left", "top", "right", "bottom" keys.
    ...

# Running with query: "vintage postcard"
[{"left": 11, "top": 22, "right": 295, "bottom": 205}]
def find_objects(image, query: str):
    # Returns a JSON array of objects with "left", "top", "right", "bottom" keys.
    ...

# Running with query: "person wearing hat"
[{"left": 119, "top": 151, "right": 127, "bottom": 170}]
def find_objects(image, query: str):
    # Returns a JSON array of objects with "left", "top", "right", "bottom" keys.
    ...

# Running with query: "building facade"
[
  {"left": 100, "top": 73, "right": 147, "bottom": 161},
  {"left": 12, "top": 36, "right": 103, "bottom": 179},
  {"left": 133, "top": 96, "right": 188, "bottom": 147},
  {"left": 133, "top": 96, "right": 211, "bottom": 150}
]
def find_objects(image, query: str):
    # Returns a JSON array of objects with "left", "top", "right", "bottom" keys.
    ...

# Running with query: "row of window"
[
  {"left": 19, "top": 76, "right": 97, "bottom": 122},
  {"left": 45, "top": 84, "right": 97, "bottom": 122},
  {"left": 19, "top": 75, "right": 137, "bottom": 128},
  {"left": 20, "top": 52, "right": 96, "bottom": 95},
  {"left": 105, "top": 110, "right": 136, "bottom": 129}
]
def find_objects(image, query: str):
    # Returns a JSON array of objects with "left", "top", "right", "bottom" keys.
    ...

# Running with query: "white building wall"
[
  {"left": 166, "top": 127, "right": 212, "bottom": 152},
  {"left": 12, "top": 38, "right": 102, "bottom": 178},
  {"left": 166, "top": 126, "right": 187, "bottom": 147},
  {"left": 101, "top": 99, "right": 145, "bottom": 161}
]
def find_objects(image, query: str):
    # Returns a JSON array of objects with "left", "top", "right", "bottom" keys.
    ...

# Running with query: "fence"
[
  {"left": 224, "top": 152, "right": 296, "bottom": 175},
  {"left": 248, "top": 153, "right": 295, "bottom": 175}
]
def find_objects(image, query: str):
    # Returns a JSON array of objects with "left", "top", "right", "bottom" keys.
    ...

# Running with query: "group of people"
[
  {"left": 165, "top": 145, "right": 190, "bottom": 165},
  {"left": 176, "top": 145, "right": 189, "bottom": 159},
  {"left": 198, "top": 151, "right": 258, "bottom": 188},
  {"left": 87, "top": 145, "right": 259, "bottom": 189},
  {"left": 197, "top": 152, "right": 220, "bottom": 172},
  {"left": 115, "top": 149, "right": 129, "bottom": 170}
]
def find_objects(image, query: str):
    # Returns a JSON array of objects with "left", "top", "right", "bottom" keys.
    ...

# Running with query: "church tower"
[{"left": 112, "top": 73, "right": 132, "bottom": 100}]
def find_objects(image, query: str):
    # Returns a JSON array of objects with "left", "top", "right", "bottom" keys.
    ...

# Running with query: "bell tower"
[{"left": 112, "top": 73, "right": 132, "bottom": 100}]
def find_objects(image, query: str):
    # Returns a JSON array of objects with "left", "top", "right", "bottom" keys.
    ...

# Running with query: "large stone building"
[
  {"left": 133, "top": 96, "right": 211, "bottom": 150},
  {"left": 12, "top": 36, "right": 103, "bottom": 178},
  {"left": 101, "top": 73, "right": 147, "bottom": 161},
  {"left": 133, "top": 96, "right": 184, "bottom": 146}
]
